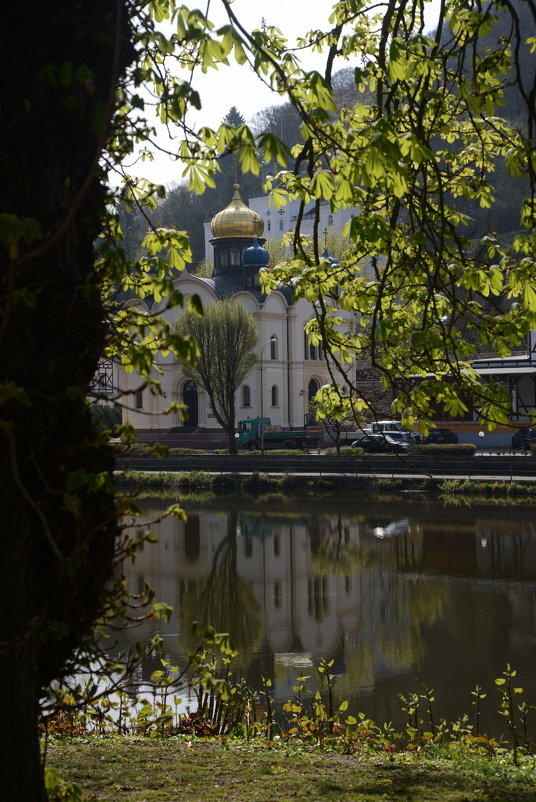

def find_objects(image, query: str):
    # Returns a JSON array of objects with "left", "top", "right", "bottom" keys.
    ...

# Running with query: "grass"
[{"left": 46, "top": 737, "right": 536, "bottom": 801}]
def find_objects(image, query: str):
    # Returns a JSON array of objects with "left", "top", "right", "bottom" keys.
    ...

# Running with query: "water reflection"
[{"left": 124, "top": 498, "right": 536, "bottom": 733}]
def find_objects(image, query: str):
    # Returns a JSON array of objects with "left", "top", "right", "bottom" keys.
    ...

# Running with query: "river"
[{"left": 122, "top": 493, "right": 536, "bottom": 737}]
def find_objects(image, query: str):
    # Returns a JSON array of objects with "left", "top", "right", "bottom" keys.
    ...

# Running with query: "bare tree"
[{"left": 174, "top": 299, "right": 258, "bottom": 452}]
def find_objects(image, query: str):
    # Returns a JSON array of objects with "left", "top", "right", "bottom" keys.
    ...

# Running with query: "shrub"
[
  {"left": 412, "top": 443, "right": 477, "bottom": 455},
  {"left": 167, "top": 447, "right": 206, "bottom": 455},
  {"left": 324, "top": 447, "right": 365, "bottom": 456},
  {"left": 119, "top": 442, "right": 156, "bottom": 457},
  {"left": 211, "top": 475, "right": 241, "bottom": 493},
  {"left": 90, "top": 403, "right": 121, "bottom": 431},
  {"left": 243, "top": 449, "right": 305, "bottom": 456}
]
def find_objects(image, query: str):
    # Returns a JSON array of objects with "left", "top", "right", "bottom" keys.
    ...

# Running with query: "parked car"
[
  {"left": 511, "top": 428, "right": 536, "bottom": 451},
  {"left": 378, "top": 431, "right": 415, "bottom": 445},
  {"left": 422, "top": 428, "right": 458, "bottom": 444},
  {"left": 369, "top": 421, "right": 421, "bottom": 443},
  {"left": 351, "top": 433, "right": 411, "bottom": 453}
]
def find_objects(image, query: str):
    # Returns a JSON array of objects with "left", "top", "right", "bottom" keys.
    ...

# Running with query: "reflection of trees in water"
[
  {"left": 179, "top": 509, "right": 263, "bottom": 671},
  {"left": 336, "top": 573, "right": 446, "bottom": 697},
  {"left": 311, "top": 514, "right": 367, "bottom": 576}
]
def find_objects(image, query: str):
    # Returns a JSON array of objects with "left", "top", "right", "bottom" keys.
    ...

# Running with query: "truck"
[{"left": 238, "top": 418, "right": 321, "bottom": 451}]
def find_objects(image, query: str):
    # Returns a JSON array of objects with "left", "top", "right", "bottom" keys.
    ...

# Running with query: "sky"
[{"left": 124, "top": 0, "right": 440, "bottom": 187}]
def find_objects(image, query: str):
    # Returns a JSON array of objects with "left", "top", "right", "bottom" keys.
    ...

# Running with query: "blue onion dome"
[
  {"left": 321, "top": 248, "right": 339, "bottom": 267},
  {"left": 210, "top": 184, "right": 264, "bottom": 239},
  {"left": 243, "top": 237, "right": 270, "bottom": 268}
]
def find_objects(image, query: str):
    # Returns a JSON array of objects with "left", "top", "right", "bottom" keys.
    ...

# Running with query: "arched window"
[
  {"left": 271, "top": 385, "right": 278, "bottom": 407},
  {"left": 270, "top": 335, "right": 278, "bottom": 360},
  {"left": 242, "top": 385, "right": 251, "bottom": 407},
  {"left": 230, "top": 246, "right": 240, "bottom": 265},
  {"left": 182, "top": 380, "right": 198, "bottom": 427},
  {"left": 308, "top": 378, "right": 319, "bottom": 405},
  {"left": 220, "top": 249, "right": 228, "bottom": 267}
]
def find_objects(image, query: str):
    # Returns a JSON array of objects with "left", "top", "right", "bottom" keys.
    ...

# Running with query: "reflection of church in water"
[
  {"left": 123, "top": 505, "right": 536, "bottom": 704},
  {"left": 127, "top": 509, "right": 368, "bottom": 682},
  {"left": 117, "top": 504, "right": 536, "bottom": 741}
]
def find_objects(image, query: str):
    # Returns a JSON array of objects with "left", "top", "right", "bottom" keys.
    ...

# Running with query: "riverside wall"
[{"left": 116, "top": 454, "right": 536, "bottom": 480}]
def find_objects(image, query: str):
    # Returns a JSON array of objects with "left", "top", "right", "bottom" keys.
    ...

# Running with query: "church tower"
[{"left": 209, "top": 184, "right": 269, "bottom": 292}]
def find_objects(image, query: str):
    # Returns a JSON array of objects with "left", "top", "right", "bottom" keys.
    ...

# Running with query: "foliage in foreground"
[{"left": 42, "top": 647, "right": 536, "bottom": 802}]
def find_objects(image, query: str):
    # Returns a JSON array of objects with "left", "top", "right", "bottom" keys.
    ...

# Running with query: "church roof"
[{"left": 210, "top": 184, "right": 264, "bottom": 239}]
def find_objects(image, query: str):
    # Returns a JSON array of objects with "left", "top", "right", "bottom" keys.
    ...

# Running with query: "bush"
[
  {"left": 90, "top": 403, "right": 121, "bottom": 431},
  {"left": 211, "top": 474, "right": 241, "bottom": 493},
  {"left": 119, "top": 442, "right": 155, "bottom": 457},
  {"left": 324, "top": 447, "right": 365, "bottom": 456},
  {"left": 412, "top": 443, "right": 477, "bottom": 455},
  {"left": 243, "top": 449, "right": 306, "bottom": 456},
  {"left": 168, "top": 447, "right": 206, "bottom": 455}
]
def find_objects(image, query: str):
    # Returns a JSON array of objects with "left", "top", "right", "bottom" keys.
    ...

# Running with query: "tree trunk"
[
  {"left": 0, "top": 507, "right": 45, "bottom": 802},
  {"left": 1, "top": 2, "right": 131, "bottom": 794}
]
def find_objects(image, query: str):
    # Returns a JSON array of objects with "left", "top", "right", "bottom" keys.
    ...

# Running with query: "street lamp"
[{"left": 259, "top": 336, "right": 276, "bottom": 455}]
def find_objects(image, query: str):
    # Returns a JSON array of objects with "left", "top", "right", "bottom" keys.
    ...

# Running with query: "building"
[
  {"left": 120, "top": 184, "right": 536, "bottom": 446},
  {"left": 121, "top": 185, "right": 342, "bottom": 437}
]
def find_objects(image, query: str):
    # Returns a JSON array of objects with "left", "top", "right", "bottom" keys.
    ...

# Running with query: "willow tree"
[{"left": 174, "top": 299, "right": 258, "bottom": 452}]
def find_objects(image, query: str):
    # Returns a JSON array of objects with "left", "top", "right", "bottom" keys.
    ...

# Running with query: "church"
[
  {"left": 120, "top": 185, "right": 339, "bottom": 437},
  {"left": 118, "top": 183, "right": 536, "bottom": 448}
]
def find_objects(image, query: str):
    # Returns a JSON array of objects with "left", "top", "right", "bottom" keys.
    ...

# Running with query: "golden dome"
[{"left": 210, "top": 184, "right": 264, "bottom": 239}]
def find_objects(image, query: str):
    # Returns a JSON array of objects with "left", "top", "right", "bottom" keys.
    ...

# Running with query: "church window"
[
  {"left": 230, "top": 246, "right": 240, "bottom": 265},
  {"left": 135, "top": 390, "right": 143, "bottom": 409},
  {"left": 242, "top": 385, "right": 251, "bottom": 407},
  {"left": 279, "top": 218, "right": 284, "bottom": 230},
  {"left": 328, "top": 214, "right": 333, "bottom": 226},
  {"left": 220, "top": 249, "right": 228, "bottom": 267},
  {"left": 308, "top": 378, "right": 319, "bottom": 404},
  {"left": 270, "top": 335, "right": 278, "bottom": 360},
  {"left": 267, "top": 220, "right": 271, "bottom": 231},
  {"left": 271, "top": 385, "right": 278, "bottom": 407}
]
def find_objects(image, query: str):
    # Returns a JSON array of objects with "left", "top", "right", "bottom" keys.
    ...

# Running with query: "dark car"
[
  {"left": 511, "top": 428, "right": 536, "bottom": 451},
  {"left": 422, "top": 428, "right": 458, "bottom": 444},
  {"left": 351, "top": 433, "right": 411, "bottom": 453}
]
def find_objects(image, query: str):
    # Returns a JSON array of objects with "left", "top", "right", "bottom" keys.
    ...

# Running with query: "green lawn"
[{"left": 47, "top": 738, "right": 536, "bottom": 802}]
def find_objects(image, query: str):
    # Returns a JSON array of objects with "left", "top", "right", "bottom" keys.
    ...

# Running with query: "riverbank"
[
  {"left": 118, "top": 469, "right": 536, "bottom": 504},
  {"left": 46, "top": 737, "right": 536, "bottom": 801}
]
